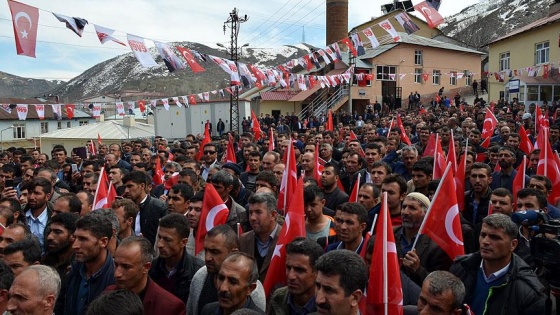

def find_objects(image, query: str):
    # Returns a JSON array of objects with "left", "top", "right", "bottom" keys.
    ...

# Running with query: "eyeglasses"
[{"left": 204, "top": 151, "right": 216, "bottom": 155}]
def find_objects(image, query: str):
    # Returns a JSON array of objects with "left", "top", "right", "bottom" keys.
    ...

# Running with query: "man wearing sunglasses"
[{"left": 201, "top": 143, "right": 220, "bottom": 181}]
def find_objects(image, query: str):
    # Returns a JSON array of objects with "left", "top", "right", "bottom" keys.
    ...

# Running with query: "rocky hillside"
[
  {"left": 47, "top": 42, "right": 314, "bottom": 102},
  {"left": 0, "top": 72, "right": 63, "bottom": 98},
  {"left": 440, "top": 0, "right": 553, "bottom": 49}
]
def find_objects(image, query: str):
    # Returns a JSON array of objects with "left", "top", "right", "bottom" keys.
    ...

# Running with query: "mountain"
[
  {"left": 48, "top": 42, "right": 314, "bottom": 102},
  {"left": 440, "top": 0, "right": 552, "bottom": 49},
  {"left": 0, "top": 72, "right": 64, "bottom": 98}
]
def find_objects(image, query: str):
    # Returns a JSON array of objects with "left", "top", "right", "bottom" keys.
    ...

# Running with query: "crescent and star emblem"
[
  {"left": 14, "top": 12, "right": 32, "bottom": 38},
  {"left": 445, "top": 205, "right": 464, "bottom": 245}
]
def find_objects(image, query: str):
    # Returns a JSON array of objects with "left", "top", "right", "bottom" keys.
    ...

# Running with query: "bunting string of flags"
[{"left": 7, "top": 0, "right": 446, "bottom": 84}]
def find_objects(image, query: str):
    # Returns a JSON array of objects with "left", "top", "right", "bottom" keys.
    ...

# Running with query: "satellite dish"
[
  {"left": 88, "top": 103, "right": 94, "bottom": 109},
  {"left": 9, "top": 104, "right": 16, "bottom": 109}
]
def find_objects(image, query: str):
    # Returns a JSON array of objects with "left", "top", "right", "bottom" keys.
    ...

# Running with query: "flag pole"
[
  {"left": 387, "top": 118, "right": 394, "bottom": 136},
  {"left": 411, "top": 162, "right": 452, "bottom": 250},
  {"left": 382, "top": 192, "right": 388, "bottom": 315},
  {"left": 544, "top": 129, "right": 548, "bottom": 178}
]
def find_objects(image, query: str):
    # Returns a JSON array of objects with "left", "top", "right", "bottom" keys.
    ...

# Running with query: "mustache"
[
  {"left": 219, "top": 291, "right": 231, "bottom": 299},
  {"left": 316, "top": 302, "right": 331, "bottom": 310}
]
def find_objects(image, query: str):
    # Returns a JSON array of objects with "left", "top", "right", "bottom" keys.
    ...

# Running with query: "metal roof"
[
  {"left": 261, "top": 90, "right": 300, "bottom": 101},
  {"left": 357, "top": 44, "right": 399, "bottom": 60},
  {"left": 39, "top": 120, "right": 154, "bottom": 140},
  {"left": 397, "top": 33, "right": 484, "bottom": 55}
]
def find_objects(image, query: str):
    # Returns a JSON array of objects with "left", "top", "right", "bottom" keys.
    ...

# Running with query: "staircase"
[{"left": 298, "top": 84, "right": 349, "bottom": 120}]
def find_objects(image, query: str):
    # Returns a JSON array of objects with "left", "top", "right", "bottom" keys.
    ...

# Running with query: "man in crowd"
[
  {"left": 63, "top": 213, "right": 115, "bottom": 314},
  {"left": 240, "top": 192, "right": 280, "bottom": 283},
  {"left": 122, "top": 171, "right": 168, "bottom": 246},
  {"left": 7, "top": 265, "right": 61, "bottom": 315},
  {"left": 211, "top": 170, "right": 249, "bottom": 232},
  {"left": 25, "top": 177, "right": 53, "bottom": 251},
  {"left": 201, "top": 252, "right": 264, "bottom": 314},
  {"left": 149, "top": 213, "right": 204, "bottom": 304},
  {"left": 3, "top": 238, "right": 42, "bottom": 276},
  {"left": 42, "top": 212, "right": 79, "bottom": 285},
  {"left": 450, "top": 214, "right": 546, "bottom": 314},
  {"left": 326, "top": 203, "right": 367, "bottom": 253},
  {"left": 109, "top": 236, "right": 186, "bottom": 314},
  {"left": 187, "top": 224, "right": 265, "bottom": 315},
  {"left": 417, "top": 271, "right": 465, "bottom": 315},
  {"left": 111, "top": 198, "right": 139, "bottom": 241},
  {"left": 464, "top": 162, "right": 492, "bottom": 226},
  {"left": 269, "top": 237, "right": 324, "bottom": 314},
  {"left": 314, "top": 250, "right": 367, "bottom": 315},
  {"left": 321, "top": 163, "right": 349, "bottom": 211}
]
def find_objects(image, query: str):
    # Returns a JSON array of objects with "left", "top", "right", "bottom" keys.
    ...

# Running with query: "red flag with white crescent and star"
[
  {"left": 65, "top": 104, "right": 75, "bottom": 119},
  {"left": 367, "top": 192, "right": 403, "bottom": 315},
  {"left": 482, "top": 107, "right": 498, "bottom": 139},
  {"left": 263, "top": 177, "right": 306, "bottom": 298},
  {"left": 8, "top": 0, "right": 39, "bottom": 58},
  {"left": 196, "top": 183, "right": 229, "bottom": 255},
  {"left": 176, "top": 46, "right": 206, "bottom": 73},
  {"left": 418, "top": 163, "right": 465, "bottom": 260},
  {"left": 414, "top": 1, "right": 444, "bottom": 28},
  {"left": 226, "top": 134, "right": 237, "bottom": 164}
]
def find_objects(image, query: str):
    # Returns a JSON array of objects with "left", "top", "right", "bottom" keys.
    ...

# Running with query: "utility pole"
[{"left": 223, "top": 8, "right": 248, "bottom": 133}]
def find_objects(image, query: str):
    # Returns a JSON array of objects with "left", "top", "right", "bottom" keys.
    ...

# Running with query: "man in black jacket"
[
  {"left": 450, "top": 214, "right": 546, "bottom": 315},
  {"left": 149, "top": 213, "right": 204, "bottom": 304},
  {"left": 123, "top": 171, "right": 168, "bottom": 246}
]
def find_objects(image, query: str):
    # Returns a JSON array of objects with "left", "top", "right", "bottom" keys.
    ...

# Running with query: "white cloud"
[{"left": 0, "top": 0, "right": 478, "bottom": 80}]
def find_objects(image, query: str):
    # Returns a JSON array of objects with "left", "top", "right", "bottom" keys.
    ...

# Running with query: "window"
[
  {"left": 376, "top": 65, "right": 396, "bottom": 81},
  {"left": 499, "top": 52, "right": 510, "bottom": 71},
  {"left": 40, "top": 122, "right": 48, "bottom": 133},
  {"left": 353, "top": 69, "right": 371, "bottom": 87},
  {"left": 432, "top": 70, "right": 441, "bottom": 85},
  {"left": 13, "top": 123, "right": 25, "bottom": 139},
  {"left": 414, "top": 50, "right": 423, "bottom": 65},
  {"left": 79, "top": 120, "right": 89, "bottom": 126},
  {"left": 414, "top": 69, "right": 423, "bottom": 83},
  {"left": 464, "top": 70, "right": 472, "bottom": 86},
  {"left": 57, "top": 122, "right": 62, "bottom": 130},
  {"left": 67, "top": 122, "right": 71, "bottom": 128},
  {"left": 450, "top": 71, "right": 457, "bottom": 85},
  {"left": 535, "top": 42, "right": 549, "bottom": 64}
]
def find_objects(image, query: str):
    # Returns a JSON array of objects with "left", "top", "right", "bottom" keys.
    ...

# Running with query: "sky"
[{"left": 0, "top": 0, "right": 479, "bottom": 81}]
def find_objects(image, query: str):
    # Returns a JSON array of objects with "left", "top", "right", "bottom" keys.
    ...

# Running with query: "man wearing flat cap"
[{"left": 395, "top": 192, "right": 452, "bottom": 287}]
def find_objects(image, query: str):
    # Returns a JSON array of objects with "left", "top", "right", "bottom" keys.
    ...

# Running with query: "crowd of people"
[{"left": 0, "top": 92, "right": 559, "bottom": 315}]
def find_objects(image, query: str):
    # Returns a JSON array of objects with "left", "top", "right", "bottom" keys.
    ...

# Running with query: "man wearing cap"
[{"left": 395, "top": 192, "right": 452, "bottom": 286}]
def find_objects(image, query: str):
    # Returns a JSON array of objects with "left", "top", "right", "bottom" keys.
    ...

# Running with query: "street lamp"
[{"left": 0, "top": 126, "right": 14, "bottom": 152}]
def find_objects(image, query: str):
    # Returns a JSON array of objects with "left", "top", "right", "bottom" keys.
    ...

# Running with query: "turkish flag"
[
  {"left": 277, "top": 140, "right": 298, "bottom": 214},
  {"left": 65, "top": 104, "right": 75, "bottom": 119},
  {"left": 188, "top": 94, "right": 197, "bottom": 105},
  {"left": 152, "top": 157, "right": 164, "bottom": 186},
  {"left": 455, "top": 147, "right": 467, "bottom": 212},
  {"left": 268, "top": 128, "right": 275, "bottom": 152},
  {"left": 414, "top": 1, "right": 444, "bottom": 28},
  {"left": 422, "top": 73, "right": 429, "bottom": 82},
  {"left": 512, "top": 156, "right": 527, "bottom": 209},
  {"left": 447, "top": 130, "right": 458, "bottom": 174},
  {"left": 138, "top": 100, "right": 146, "bottom": 113},
  {"left": 422, "top": 133, "right": 436, "bottom": 158},
  {"left": 35, "top": 104, "right": 45, "bottom": 120},
  {"left": 420, "top": 163, "right": 465, "bottom": 260},
  {"left": 163, "top": 172, "right": 180, "bottom": 191},
  {"left": 349, "top": 173, "right": 362, "bottom": 203},
  {"left": 226, "top": 134, "right": 237, "bottom": 164},
  {"left": 176, "top": 46, "right": 206, "bottom": 73},
  {"left": 366, "top": 192, "right": 403, "bottom": 314},
  {"left": 397, "top": 114, "right": 412, "bottom": 145},
  {"left": 263, "top": 177, "right": 306, "bottom": 297},
  {"left": 197, "top": 122, "right": 211, "bottom": 162},
  {"left": 195, "top": 184, "right": 229, "bottom": 255},
  {"left": 251, "top": 110, "right": 262, "bottom": 140},
  {"left": 8, "top": 0, "right": 39, "bottom": 58},
  {"left": 89, "top": 139, "right": 97, "bottom": 157},
  {"left": 326, "top": 110, "right": 334, "bottom": 131},
  {"left": 536, "top": 128, "right": 560, "bottom": 204},
  {"left": 340, "top": 37, "right": 357, "bottom": 57},
  {"left": 482, "top": 107, "right": 498, "bottom": 139},
  {"left": 98, "top": 133, "right": 103, "bottom": 146},
  {"left": 93, "top": 167, "right": 116, "bottom": 209},
  {"left": 518, "top": 125, "right": 534, "bottom": 155},
  {"left": 433, "top": 134, "right": 447, "bottom": 179}
]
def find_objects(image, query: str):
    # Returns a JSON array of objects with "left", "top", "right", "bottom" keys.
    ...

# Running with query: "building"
[
  {"left": 487, "top": 4, "right": 560, "bottom": 106},
  {"left": 39, "top": 117, "right": 154, "bottom": 153},
  {"left": 0, "top": 98, "right": 95, "bottom": 151}
]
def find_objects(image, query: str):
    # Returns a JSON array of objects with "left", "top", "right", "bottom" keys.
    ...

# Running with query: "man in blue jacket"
[{"left": 61, "top": 213, "right": 115, "bottom": 315}]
